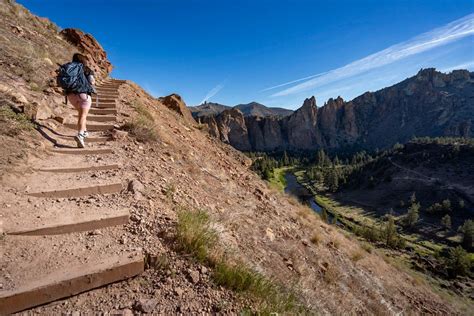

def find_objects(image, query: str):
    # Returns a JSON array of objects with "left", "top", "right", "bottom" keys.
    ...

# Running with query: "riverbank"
[{"left": 288, "top": 168, "right": 473, "bottom": 312}]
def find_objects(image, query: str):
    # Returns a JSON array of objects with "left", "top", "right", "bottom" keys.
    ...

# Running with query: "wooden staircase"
[{"left": 0, "top": 79, "right": 145, "bottom": 314}]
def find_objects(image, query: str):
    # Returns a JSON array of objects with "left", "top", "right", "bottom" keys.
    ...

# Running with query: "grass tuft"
[
  {"left": 176, "top": 208, "right": 217, "bottom": 262},
  {"left": 310, "top": 231, "right": 321, "bottom": 245},
  {"left": 351, "top": 250, "right": 364, "bottom": 262},
  {"left": 175, "top": 208, "right": 308, "bottom": 314},
  {"left": 0, "top": 106, "right": 34, "bottom": 136},
  {"left": 123, "top": 103, "right": 159, "bottom": 142}
]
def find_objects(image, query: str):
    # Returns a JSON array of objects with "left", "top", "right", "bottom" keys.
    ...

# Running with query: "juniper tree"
[
  {"left": 406, "top": 202, "right": 420, "bottom": 227},
  {"left": 458, "top": 220, "right": 474, "bottom": 250},
  {"left": 441, "top": 214, "right": 451, "bottom": 230}
]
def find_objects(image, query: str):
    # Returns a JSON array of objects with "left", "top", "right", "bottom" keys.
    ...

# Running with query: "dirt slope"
[{"left": 0, "top": 0, "right": 466, "bottom": 314}]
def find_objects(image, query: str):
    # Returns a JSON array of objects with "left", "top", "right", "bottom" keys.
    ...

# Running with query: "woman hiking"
[{"left": 63, "top": 53, "right": 96, "bottom": 148}]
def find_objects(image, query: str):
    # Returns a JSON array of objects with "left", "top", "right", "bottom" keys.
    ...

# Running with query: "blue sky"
[{"left": 19, "top": 0, "right": 474, "bottom": 109}]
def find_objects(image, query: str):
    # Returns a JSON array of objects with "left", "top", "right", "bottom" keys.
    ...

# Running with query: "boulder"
[
  {"left": 60, "top": 28, "right": 112, "bottom": 79},
  {"left": 159, "top": 94, "right": 195, "bottom": 124}
]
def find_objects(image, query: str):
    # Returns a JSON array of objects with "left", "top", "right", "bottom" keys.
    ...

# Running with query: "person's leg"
[
  {"left": 77, "top": 107, "right": 84, "bottom": 134},
  {"left": 78, "top": 94, "right": 91, "bottom": 134}
]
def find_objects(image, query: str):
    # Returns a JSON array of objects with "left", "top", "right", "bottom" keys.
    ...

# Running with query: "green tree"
[
  {"left": 447, "top": 246, "right": 472, "bottom": 277},
  {"left": 458, "top": 199, "right": 465, "bottom": 209},
  {"left": 458, "top": 220, "right": 474, "bottom": 250},
  {"left": 441, "top": 214, "right": 451, "bottom": 230},
  {"left": 383, "top": 215, "right": 398, "bottom": 248},
  {"left": 263, "top": 168, "right": 272, "bottom": 181},
  {"left": 320, "top": 208, "right": 329, "bottom": 223},
  {"left": 410, "top": 192, "right": 417, "bottom": 205},
  {"left": 332, "top": 213, "right": 339, "bottom": 225},
  {"left": 406, "top": 202, "right": 420, "bottom": 227},
  {"left": 282, "top": 150, "right": 289, "bottom": 166},
  {"left": 327, "top": 169, "right": 339, "bottom": 192},
  {"left": 442, "top": 199, "right": 452, "bottom": 212}
]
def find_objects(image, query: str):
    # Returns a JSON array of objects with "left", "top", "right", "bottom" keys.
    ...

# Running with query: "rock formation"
[
  {"left": 159, "top": 94, "right": 195, "bottom": 124},
  {"left": 60, "top": 28, "right": 113, "bottom": 79},
  {"left": 200, "top": 69, "right": 474, "bottom": 152}
]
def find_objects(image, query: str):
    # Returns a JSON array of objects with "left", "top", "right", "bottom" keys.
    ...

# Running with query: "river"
[
  {"left": 284, "top": 173, "right": 322, "bottom": 213},
  {"left": 284, "top": 172, "right": 337, "bottom": 223}
]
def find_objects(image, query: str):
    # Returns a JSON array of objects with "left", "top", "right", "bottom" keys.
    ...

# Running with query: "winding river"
[
  {"left": 284, "top": 173, "right": 323, "bottom": 212},
  {"left": 283, "top": 172, "right": 340, "bottom": 224}
]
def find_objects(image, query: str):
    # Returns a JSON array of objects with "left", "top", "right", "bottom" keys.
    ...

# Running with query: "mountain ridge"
[
  {"left": 199, "top": 68, "right": 473, "bottom": 152},
  {"left": 189, "top": 101, "right": 293, "bottom": 118}
]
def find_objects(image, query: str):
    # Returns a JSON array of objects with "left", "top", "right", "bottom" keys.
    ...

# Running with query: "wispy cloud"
[
  {"left": 272, "top": 13, "right": 474, "bottom": 97},
  {"left": 200, "top": 82, "right": 225, "bottom": 104},
  {"left": 441, "top": 60, "right": 474, "bottom": 72}
]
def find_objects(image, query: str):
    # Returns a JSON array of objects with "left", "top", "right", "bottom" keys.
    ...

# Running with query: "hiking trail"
[{"left": 0, "top": 79, "right": 145, "bottom": 314}]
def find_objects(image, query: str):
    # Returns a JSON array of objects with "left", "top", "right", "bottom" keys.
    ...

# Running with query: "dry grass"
[
  {"left": 0, "top": 105, "right": 34, "bottom": 136},
  {"left": 175, "top": 208, "right": 218, "bottom": 262},
  {"left": 175, "top": 208, "right": 307, "bottom": 314},
  {"left": 123, "top": 103, "right": 160, "bottom": 142},
  {"left": 310, "top": 232, "right": 321, "bottom": 245},
  {"left": 361, "top": 242, "right": 373, "bottom": 254},
  {"left": 351, "top": 250, "right": 364, "bottom": 262},
  {"left": 323, "top": 265, "right": 340, "bottom": 284}
]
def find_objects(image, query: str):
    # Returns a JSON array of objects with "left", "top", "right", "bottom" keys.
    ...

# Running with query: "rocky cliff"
[{"left": 202, "top": 69, "right": 474, "bottom": 152}]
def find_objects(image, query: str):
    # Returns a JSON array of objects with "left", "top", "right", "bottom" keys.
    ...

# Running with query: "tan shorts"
[{"left": 68, "top": 93, "right": 91, "bottom": 109}]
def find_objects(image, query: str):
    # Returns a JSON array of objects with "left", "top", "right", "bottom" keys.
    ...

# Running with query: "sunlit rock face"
[{"left": 201, "top": 69, "right": 474, "bottom": 152}]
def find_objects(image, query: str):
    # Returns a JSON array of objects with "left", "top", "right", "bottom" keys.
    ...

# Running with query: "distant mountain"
[
  {"left": 189, "top": 102, "right": 231, "bottom": 118},
  {"left": 199, "top": 68, "right": 474, "bottom": 152},
  {"left": 234, "top": 102, "right": 294, "bottom": 117},
  {"left": 189, "top": 101, "right": 293, "bottom": 118}
]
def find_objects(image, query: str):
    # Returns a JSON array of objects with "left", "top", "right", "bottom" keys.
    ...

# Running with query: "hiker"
[{"left": 57, "top": 53, "right": 96, "bottom": 148}]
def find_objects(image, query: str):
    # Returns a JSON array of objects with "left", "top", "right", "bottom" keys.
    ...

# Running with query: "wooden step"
[
  {"left": 7, "top": 208, "right": 129, "bottom": 236},
  {"left": 58, "top": 135, "right": 112, "bottom": 143},
  {"left": 28, "top": 182, "right": 122, "bottom": 198},
  {"left": 64, "top": 123, "right": 114, "bottom": 131},
  {"left": 50, "top": 147, "right": 113, "bottom": 155},
  {"left": 96, "top": 94, "right": 119, "bottom": 99},
  {"left": 93, "top": 103, "right": 116, "bottom": 109},
  {"left": 0, "top": 251, "right": 144, "bottom": 314},
  {"left": 89, "top": 108, "right": 117, "bottom": 115},
  {"left": 37, "top": 164, "right": 119, "bottom": 173},
  {"left": 92, "top": 97, "right": 116, "bottom": 103},
  {"left": 75, "top": 115, "right": 116, "bottom": 122}
]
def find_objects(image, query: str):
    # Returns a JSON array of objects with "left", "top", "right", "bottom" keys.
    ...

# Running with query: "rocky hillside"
[
  {"left": 339, "top": 139, "right": 474, "bottom": 230},
  {"left": 0, "top": 1, "right": 468, "bottom": 314},
  {"left": 190, "top": 101, "right": 293, "bottom": 118},
  {"left": 201, "top": 69, "right": 474, "bottom": 152}
]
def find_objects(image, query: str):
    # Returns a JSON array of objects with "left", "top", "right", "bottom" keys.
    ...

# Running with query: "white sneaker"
[
  {"left": 75, "top": 133, "right": 85, "bottom": 148},
  {"left": 83, "top": 131, "right": 89, "bottom": 138}
]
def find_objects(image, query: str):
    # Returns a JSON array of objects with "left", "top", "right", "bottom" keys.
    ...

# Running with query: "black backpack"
[{"left": 57, "top": 62, "right": 94, "bottom": 95}]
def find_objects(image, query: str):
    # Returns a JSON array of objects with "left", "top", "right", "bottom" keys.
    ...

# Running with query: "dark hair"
[{"left": 72, "top": 53, "right": 88, "bottom": 65}]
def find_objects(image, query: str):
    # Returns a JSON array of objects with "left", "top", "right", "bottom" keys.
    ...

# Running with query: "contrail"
[
  {"left": 260, "top": 71, "right": 330, "bottom": 92},
  {"left": 200, "top": 82, "right": 225, "bottom": 104},
  {"left": 271, "top": 13, "right": 474, "bottom": 97}
]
